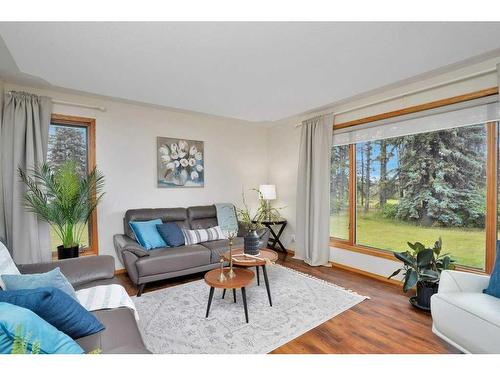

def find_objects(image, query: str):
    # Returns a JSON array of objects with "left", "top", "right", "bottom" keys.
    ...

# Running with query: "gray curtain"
[
  {"left": 0, "top": 91, "right": 52, "bottom": 263},
  {"left": 0, "top": 82, "right": 5, "bottom": 245},
  {"left": 295, "top": 114, "right": 333, "bottom": 266}
]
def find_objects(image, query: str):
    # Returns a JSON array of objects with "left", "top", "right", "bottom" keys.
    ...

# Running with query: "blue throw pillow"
[
  {"left": 1, "top": 267, "right": 76, "bottom": 300},
  {"left": 156, "top": 223, "right": 185, "bottom": 247},
  {"left": 0, "top": 302, "right": 84, "bottom": 354},
  {"left": 0, "top": 287, "right": 104, "bottom": 339},
  {"left": 129, "top": 219, "right": 167, "bottom": 250},
  {"left": 484, "top": 242, "right": 500, "bottom": 298}
]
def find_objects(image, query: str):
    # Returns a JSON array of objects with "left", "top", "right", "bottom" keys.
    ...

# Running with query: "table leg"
[
  {"left": 241, "top": 287, "right": 249, "bottom": 323},
  {"left": 256, "top": 266, "right": 260, "bottom": 286},
  {"left": 233, "top": 288, "right": 237, "bottom": 303},
  {"left": 206, "top": 287, "right": 215, "bottom": 318},
  {"left": 273, "top": 223, "right": 287, "bottom": 252},
  {"left": 222, "top": 289, "right": 226, "bottom": 299},
  {"left": 262, "top": 265, "right": 272, "bottom": 306}
]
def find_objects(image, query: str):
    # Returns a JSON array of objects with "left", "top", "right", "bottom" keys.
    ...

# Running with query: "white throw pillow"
[{"left": 0, "top": 241, "right": 20, "bottom": 290}]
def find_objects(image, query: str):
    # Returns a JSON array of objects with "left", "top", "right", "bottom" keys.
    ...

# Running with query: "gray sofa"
[
  {"left": 113, "top": 205, "right": 269, "bottom": 296},
  {"left": 17, "top": 255, "right": 150, "bottom": 354}
]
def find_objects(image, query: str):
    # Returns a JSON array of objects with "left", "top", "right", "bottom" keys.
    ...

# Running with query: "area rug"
[{"left": 132, "top": 264, "right": 368, "bottom": 354}]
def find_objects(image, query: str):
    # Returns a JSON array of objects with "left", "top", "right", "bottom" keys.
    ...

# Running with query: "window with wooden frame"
[
  {"left": 330, "top": 87, "right": 500, "bottom": 274},
  {"left": 48, "top": 114, "right": 98, "bottom": 256}
]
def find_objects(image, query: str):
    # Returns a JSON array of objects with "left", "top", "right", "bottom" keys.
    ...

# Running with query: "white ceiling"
[{"left": 1, "top": 22, "right": 500, "bottom": 122}]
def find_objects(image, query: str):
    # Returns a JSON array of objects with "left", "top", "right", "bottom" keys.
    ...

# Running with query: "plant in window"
[
  {"left": 18, "top": 160, "right": 105, "bottom": 259},
  {"left": 388, "top": 238, "right": 455, "bottom": 310}
]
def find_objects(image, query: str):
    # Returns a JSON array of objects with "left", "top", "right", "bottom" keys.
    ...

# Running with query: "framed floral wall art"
[{"left": 157, "top": 137, "right": 204, "bottom": 188}]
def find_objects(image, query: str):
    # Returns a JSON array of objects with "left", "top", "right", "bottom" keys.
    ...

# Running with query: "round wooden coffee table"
[
  {"left": 223, "top": 248, "right": 278, "bottom": 307},
  {"left": 204, "top": 267, "right": 254, "bottom": 323}
]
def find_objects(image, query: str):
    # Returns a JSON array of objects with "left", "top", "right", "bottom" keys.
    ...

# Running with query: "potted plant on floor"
[
  {"left": 19, "top": 161, "right": 105, "bottom": 259},
  {"left": 388, "top": 238, "right": 455, "bottom": 311}
]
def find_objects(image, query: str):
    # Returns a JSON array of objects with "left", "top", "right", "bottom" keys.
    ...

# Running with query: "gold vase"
[{"left": 227, "top": 233, "right": 236, "bottom": 279}]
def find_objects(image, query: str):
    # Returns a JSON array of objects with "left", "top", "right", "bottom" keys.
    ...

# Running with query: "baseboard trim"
[{"left": 331, "top": 262, "right": 402, "bottom": 286}]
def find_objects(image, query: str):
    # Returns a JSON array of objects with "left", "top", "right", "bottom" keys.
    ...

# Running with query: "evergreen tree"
[
  {"left": 330, "top": 145, "right": 349, "bottom": 213},
  {"left": 396, "top": 125, "right": 486, "bottom": 227},
  {"left": 48, "top": 126, "right": 87, "bottom": 177},
  {"left": 364, "top": 142, "right": 372, "bottom": 213}
]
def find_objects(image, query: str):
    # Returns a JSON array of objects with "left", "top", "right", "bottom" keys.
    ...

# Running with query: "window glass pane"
[
  {"left": 355, "top": 124, "right": 487, "bottom": 270},
  {"left": 47, "top": 123, "right": 90, "bottom": 251},
  {"left": 330, "top": 145, "right": 350, "bottom": 240}
]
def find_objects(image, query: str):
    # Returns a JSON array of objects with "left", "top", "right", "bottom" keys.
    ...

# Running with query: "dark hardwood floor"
[{"left": 116, "top": 253, "right": 459, "bottom": 354}]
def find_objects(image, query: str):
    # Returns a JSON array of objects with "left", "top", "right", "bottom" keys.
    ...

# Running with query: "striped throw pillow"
[
  {"left": 0, "top": 241, "right": 20, "bottom": 290},
  {"left": 182, "top": 226, "right": 226, "bottom": 245}
]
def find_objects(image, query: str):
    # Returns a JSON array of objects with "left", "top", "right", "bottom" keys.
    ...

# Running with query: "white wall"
[
  {"left": 4, "top": 83, "right": 269, "bottom": 268},
  {"left": 267, "top": 55, "right": 500, "bottom": 277}
]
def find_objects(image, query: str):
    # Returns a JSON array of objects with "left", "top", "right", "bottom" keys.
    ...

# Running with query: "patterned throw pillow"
[
  {"left": 0, "top": 241, "right": 20, "bottom": 290},
  {"left": 182, "top": 226, "right": 226, "bottom": 245}
]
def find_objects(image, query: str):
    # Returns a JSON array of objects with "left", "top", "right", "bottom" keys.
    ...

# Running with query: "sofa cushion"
[
  {"left": 0, "top": 287, "right": 104, "bottom": 340},
  {"left": 201, "top": 237, "right": 244, "bottom": 263},
  {"left": 182, "top": 226, "right": 226, "bottom": 245},
  {"left": 484, "top": 242, "right": 500, "bottom": 298},
  {"left": 0, "top": 302, "right": 84, "bottom": 354},
  {"left": 433, "top": 292, "right": 500, "bottom": 328},
  {"left": 2, "top": 267, "right": 77, "bottom": 300},
  {"left": 129, "top": 219, "right": 167, "bottom": 250},
  {"left": 124, "top": 208, "right": 189, "bottom": 239},
  {"left": 76, "top": 307, "right": 149, "bottom": 354},
  {"left": 431, "top": 292, "right": 500, "bottom": 353},
  {"left": 156, "top": 223, "right": 185, "bottom": 247},
  {"left": 136, "top": 245, "right": 211, "bottom": 276},
  {"left": 0, "top": 241, "right": 20, "bottom": 290},
  {"left": 188, "top": 205, "right": 218, "bottom": 229}
]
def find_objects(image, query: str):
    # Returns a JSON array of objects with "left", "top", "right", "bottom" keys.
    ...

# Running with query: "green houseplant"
[
  {"left": 19, "top": 161, "right": 105, "bottom": 259},
  {"left": 388, "top": 238, "right": 455, "bottom": 310}
]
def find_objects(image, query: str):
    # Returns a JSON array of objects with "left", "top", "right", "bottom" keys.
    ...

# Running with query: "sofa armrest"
[
  {"left": 17, "top": 255, "right": 115, "bottom": 288},
  {"left": 113, "top": 234, "right": 149, "bottom": 258},
  {"left": 438, "top": 270, "right": 490, "bottom": 294}
]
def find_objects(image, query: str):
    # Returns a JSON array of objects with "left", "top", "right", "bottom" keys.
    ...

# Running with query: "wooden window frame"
[
  {"left": 50, "top": 114, "right": 98, "bottom": 256},
  {"left": 330, "top": 87, "right": 499, "bottom": 274}
]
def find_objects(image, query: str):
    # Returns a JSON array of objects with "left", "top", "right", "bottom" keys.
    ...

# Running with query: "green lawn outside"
[
  {"left": 49, "top": 223, "right": 89, "bottom": 252},
  {"left": 330, "top": 211, "right": 486, "bottom": 269}
]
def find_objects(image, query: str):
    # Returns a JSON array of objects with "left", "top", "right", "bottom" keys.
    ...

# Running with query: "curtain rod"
[
  {"left": 5, "top": 91, "right": 106, "bottom": 112},
  {"left": 295, "top": 67, "right": 497, "bottom": 128}
]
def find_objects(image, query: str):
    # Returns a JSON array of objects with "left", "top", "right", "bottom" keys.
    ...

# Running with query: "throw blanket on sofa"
[
  {"left": 215, "top": 203, "right": 239, "bottom": 234},
  {"left": 76, "top": 284, "right": 139, "bottom": 320}
]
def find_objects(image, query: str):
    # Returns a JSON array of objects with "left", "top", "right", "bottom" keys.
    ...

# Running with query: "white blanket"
[{"left": 76, "top": 284, "right": 139, "bottom": 320}]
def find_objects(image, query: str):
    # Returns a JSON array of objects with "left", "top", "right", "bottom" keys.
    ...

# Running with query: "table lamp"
[{"left": 259, "top": 184, "right": 277, "bottom": 221}]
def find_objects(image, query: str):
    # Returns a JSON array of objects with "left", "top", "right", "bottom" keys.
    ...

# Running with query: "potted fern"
[{"left": 19, "top": 161, "right": 105, "bottom": 259}]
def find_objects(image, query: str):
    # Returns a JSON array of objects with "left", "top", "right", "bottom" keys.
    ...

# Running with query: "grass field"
[{"left": 330, "top": 211, "right": 486, "bottom": 269}]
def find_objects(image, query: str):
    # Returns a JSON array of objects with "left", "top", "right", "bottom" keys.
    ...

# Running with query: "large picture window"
[
  {"left": 47, "top": 114, "right": 98, "bottom": 255},
  {"left": 330, "top": 90, "right": 499, "bottom": 273}
]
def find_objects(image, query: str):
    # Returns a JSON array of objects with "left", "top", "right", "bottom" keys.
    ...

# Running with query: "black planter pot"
[
  {"left": 411, "top": 281, "right": 439, "bottom": 310},
  {"left": 244, "top": 230, "right": 263, "bottom": 256},
  {"left": 57, "top": 245, "right": 80, "bottom": 260}
]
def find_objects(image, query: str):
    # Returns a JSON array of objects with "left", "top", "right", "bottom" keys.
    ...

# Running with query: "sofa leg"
[{"left": 137, "top": 283, "right": 146, "bottom": 297}]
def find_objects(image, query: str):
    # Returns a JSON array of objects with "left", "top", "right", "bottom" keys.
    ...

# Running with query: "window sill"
[
  {"left": 51, "top": 248, "right": 98, "bottom": 261},
  {"left": 330, "top": 239, "right": 396, "bottom": 261},
  {"left": 330, "top": 238, "right": 489, "bottom": 275}
]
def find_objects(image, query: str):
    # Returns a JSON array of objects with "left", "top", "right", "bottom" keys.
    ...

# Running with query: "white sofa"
[{"left": 431, "top": 270, "right": 500, "bottom": 353}]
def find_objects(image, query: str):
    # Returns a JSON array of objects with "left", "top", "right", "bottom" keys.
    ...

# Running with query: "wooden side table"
[
  {"left": 253, "top": 219, "right": 287, "bottom": 253},
  {"left": 223, "top": 248, "right": 278, "bottom": 307},
  {"left": 204, "top": 267, "right": 254, "bottom": 323}
]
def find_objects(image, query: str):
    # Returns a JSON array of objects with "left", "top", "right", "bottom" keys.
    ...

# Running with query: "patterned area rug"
[{"left": 132, "top": 264, "right": 368, "bottom": 354}]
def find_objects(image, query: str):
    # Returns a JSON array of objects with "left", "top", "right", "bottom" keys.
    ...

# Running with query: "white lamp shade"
[{"left": 259, "top": 184, "right": 276, "bottom": 200}]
